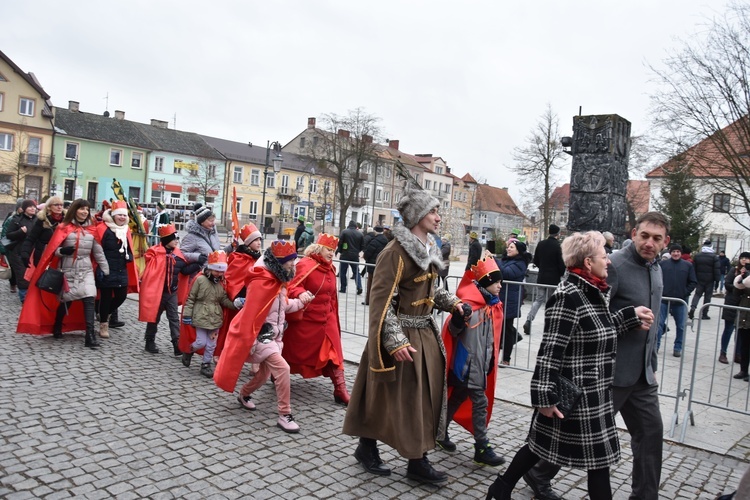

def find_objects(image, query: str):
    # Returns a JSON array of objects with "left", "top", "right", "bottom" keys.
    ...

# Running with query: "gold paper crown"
[
  {"left": 111, "top": 200, "right": 128, "bottom": 212},
  {"left": 158, "top": 224, "right": 177, "bottom": 238},
  {"left": 208, "top": 250, "right": 228, "bottom": 267},
  {"left": 271, "top": 240, "right": 297, "bottom": 259},
  {"left": 316, "top": 233, "right": 339, "bottom": 250},
  {"left": 240, "top": 223, "right": 260, "bottom": 241},
  {"left": 471, "top": 254, "right": 500, "bottom": 283}
]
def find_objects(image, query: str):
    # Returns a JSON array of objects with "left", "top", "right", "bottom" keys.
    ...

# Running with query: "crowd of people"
[{"left": 7, "top": 191, "right": 747, "bottom": 498}]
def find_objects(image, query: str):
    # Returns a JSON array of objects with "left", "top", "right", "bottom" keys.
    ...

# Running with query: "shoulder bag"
[{"left": 37, "top": 267, "right": 66, "bottom": 294}]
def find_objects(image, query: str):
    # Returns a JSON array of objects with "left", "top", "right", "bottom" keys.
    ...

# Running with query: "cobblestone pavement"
[{"left": 1, "top": 290, "right": 748, "bottom": 499}]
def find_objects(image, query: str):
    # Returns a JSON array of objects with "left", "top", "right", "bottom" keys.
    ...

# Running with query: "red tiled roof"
[
  {"left": 646, "top": 116, "right": 750, "bottom": 178},
  {"left": 461, "top": 173, "right": 477, "bottom": 183},
  {"left": 476, "top": 184, "right": 525, "bottom": 217}
]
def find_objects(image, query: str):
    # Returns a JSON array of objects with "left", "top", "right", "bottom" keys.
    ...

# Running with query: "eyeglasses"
[{"left": 49, "top": 203, "right": 63, "bottom": 207}]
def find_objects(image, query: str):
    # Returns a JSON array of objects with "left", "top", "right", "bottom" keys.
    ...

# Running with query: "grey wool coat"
[
  {"left": 54, "top": 222, "right": 110, "bottom": 302},
  {"left": 527, "top": 271, "right": 641, "bottom": 470},
  {"left": 342, "top": 225, "right": 460, "bottom": 459}
]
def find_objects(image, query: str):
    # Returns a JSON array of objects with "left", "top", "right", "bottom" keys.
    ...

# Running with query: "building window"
[
  {"left": 65, "top": 142, "right": 79, "bottom": 160},
  {"left": 151, "top": 190, "right": 163, "bottom": 203},
  {"left": 267, "top": 172, "right": 276, "bottom": 188},
  {"left": 26, "top": 137, "right": 41, "bottom": 165},
  {"left": 131, "top": 152, "right": 143, "bottom": 169},
  {"left": 128, "top": 186, "right": 141, "bottom": 202},
  {"left": 310, "top": 178, "right": 317, "bottom": 194},
  {"left": 205, "top": 196, "right": 215, "bottom": 204},
  {"left": 376, "top": 189, "right": 382, "bottom": 201},
  {"left": 424, "top": 180, "right": 432, "bottom": 190},
  {"left": 248, "top": 200, "right": 258, "bottom": 218},
  {"left": 435, "top": 166, "right": 443, "bottom": 174},
  {"left": 300, "top": 137, "right": 306, "bottom": 148},
  {"left": 0, "top": 133, "right": 13, "bottom": 151},
  {"left": 110, "top": 148, "right": 123, "bottom": 166},
  {"left": 190, "top": 167, "right": 198, "bottom": 177},
  {"left": 208, "top": 164, "right": 217, "bottom": 177},
  {"left": 0, "top": 92, "right": 4, "bottom": 111},
  {"left": 154, "top": 156, "right": 164, "bottom": 172},
  {"left": 295, "top": 176, "right": 304, "bottom": 191},
  {"left": 384, "top": 191, "right": 390, "bottom": 202},
  {"left": 235, "top": 197, "right": 242, "bottom": 213},
  {"left": 233, "top": 166, "right": 242, "bottom": 183},
  {"left": 188, "top": 193, "right": 197, "bottom": 202},
  {"left": 364, "top": 186, "right": 371, "bottom": 200},
  {"left": 280, "top": 175, "right": 290, "bottom": 195},
  {"left": 312, "top": 136, "right": 319, "bottom": 147},
  {"left": 19, "top": 97, "right": 35, "bottom": 117},
  {"left": 395, "top": 192, "right": 401, "bottom": 203},
  {"left": 324, "top": 180, "right": 331, "bottom": 193},
  {"left": 174, "top": 159, "right": 182, "bottom": 175},
  {"left": 171, "top": 193, "right": 181, "bottom": 203},
  {"left": 251, "top": 169, "right": 260, "bottom": 186},
  {"left": 444, "top": 184, "right": 450, "bottom": 194},
  {"left": 713, "top": 193, "right": 731, "bottom": 212},
  {"left": 709, "top": 233, "right": 727, "bottom": 253},
  {"left": 0, "top": 174, "right": 12, "bottom": 194}
]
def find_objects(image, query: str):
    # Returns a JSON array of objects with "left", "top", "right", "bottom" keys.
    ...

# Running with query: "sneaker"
[
  {"left": 277, "top": 414, "right": 300, "bottom": 433},
  {"left": 237, "top": 394, "right": 256, "bottom": 411},
  {"left": 673, "top": 350, "right": 682, "bottom": 358},
  {"left": 436, "top": 437, "right": 456, "bottom": 453},
  {"left": 523, "top": 320, "right": 531, "bottom": 335},
  {"left": 474, "top": 443, "right": 506, "bottom": 467}
]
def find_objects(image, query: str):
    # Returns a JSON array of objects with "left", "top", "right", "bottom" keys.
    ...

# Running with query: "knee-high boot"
[
  {"left": 82, "top": 298, "right": 100, "bottom": 349},
  {"left": 332, "top": 368, "right": 350, "bottom": 406},
  {"left": 53, "top": 302, "right": 67, "bottom": 339}
]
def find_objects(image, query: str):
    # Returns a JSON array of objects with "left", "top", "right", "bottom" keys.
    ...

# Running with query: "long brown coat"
[{"left": 342, "top": 226, "right": 459, "bottom": 459}]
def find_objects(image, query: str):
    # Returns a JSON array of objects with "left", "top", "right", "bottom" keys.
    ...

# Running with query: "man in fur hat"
[{"left": 343, "top": 183, "right": 470, "bottom": 484}]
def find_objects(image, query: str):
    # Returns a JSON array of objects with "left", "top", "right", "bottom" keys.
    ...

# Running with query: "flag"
[{"left": 231, "top": 187, "right": 240, "bottom": 243}]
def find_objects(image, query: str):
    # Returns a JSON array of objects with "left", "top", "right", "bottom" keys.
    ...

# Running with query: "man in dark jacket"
[
  {"left": 293, "top": 216, "right": 306, "bottom": 252},
  {"left": 689, "top": 239, "right": 721, "bottom": 320},
  {"left": 6, "top": 200, "right": 37, "bottom": 303},
  {"left": 523, "top": 224, "right": 565, "bottom": 335},
  {"left": 361, "top": 226, "right": 388, "bottom": 305},
  {"left": 466, "top": 231, "right": 482, "bottom": 271},
  {"left": 657, "top": 243, "right": 697, "bottom": 357},
  {"left": 337, "top": 220, "right": 364, "bottom": 294}
]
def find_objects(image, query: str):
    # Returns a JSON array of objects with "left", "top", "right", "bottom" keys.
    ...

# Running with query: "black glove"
[
  {"left": 451, "top": 310, "right": 466, "bottom": 328},
  {"left": 198, "top": 254, "right": 208, "bottom": 265},
  {"left": 59, "top": 246, "right": 75, "bottom": 256},
  {"left": 461, "top": 303, "right": 472, "bottom": 319}
]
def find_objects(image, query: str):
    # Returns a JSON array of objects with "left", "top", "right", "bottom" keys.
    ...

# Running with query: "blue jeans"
[
  {"left": 718, "top": 274, "right": 726, "bottom": 292},
  {"left": 657, "top": 301, "right": 687, "bottom": 352},
  {"left": 721, "top": 321, "right": 736, "bottom": 355},
  {"left": 338, "top": 261, "right": 362, "bottom": 292}
]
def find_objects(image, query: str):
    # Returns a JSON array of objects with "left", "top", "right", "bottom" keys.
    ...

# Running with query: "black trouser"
[
  {"left": 98, "top": 287, "right": 128, "bottom": 322},
  {"left": 739, "top": 328, "right": 750, "bottom": 373},
  {"left": 54, "top": 297, "right": 96, "bottom": 333},
  {"left": 502, "top": 316, "right": 518, "bottom": 362}
]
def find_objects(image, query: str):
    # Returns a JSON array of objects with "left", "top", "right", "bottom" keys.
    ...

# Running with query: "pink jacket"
[{"left": 249, "top": 285, "right": 304, "bottom": 364}]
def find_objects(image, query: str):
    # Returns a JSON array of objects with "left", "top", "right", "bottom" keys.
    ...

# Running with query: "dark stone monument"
[{"left": 567, "top": 114, "right": 631, "bottom": 239}]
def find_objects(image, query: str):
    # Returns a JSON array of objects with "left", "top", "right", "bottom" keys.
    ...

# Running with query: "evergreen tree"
[{"left": 653, "top": 164, "right": 707, "bottom": 251}]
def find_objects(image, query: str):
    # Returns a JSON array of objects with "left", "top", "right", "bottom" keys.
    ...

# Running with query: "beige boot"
[{"left": 99, "top": 322, "right": 109, "bottom": 338}]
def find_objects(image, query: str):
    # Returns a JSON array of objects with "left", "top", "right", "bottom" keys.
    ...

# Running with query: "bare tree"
[
  {"left": 649, "top": 1, "right": 750, "bottom": 230},
  {"left": 511, "top": 104, "right": 566, "bottom": 237},
  {"left": 299, "top": 108, "right": 383, "bottom": 231},
  {"left": 185, "top": 158, "right": 222, "bottom": 206}
]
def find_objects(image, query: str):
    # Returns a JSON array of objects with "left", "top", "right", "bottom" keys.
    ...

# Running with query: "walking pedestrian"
[{"left": 523, "top": 224, "right": 565, "bottom": 336}]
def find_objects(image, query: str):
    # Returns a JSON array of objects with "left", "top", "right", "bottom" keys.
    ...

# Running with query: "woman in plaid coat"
[{"left": 487, "top": 231, "right": 654, "bottom": 500}]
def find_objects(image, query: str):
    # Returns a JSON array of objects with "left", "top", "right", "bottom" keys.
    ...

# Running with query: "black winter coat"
[
  {"left": 723, "top": 267, "right": 742, "bottom": 322},
  {"left": 5, "top": 213, "right": 35, "bottom": 253},
  {"left": 20, "top": 213, "right": 62, "bottom": 266},
  {"left": 466, "top": 239, "right": 482, "bottom": 270},
  {"left": 533, "top": 236, "right": 566, "bottom": 286},
  {"left": 693, "top": 250, "right": 720, "bottom": 285},
  {"left": 363, "top": 234, "right": 388, "bottom": 264},
  {"left": 337, "top": 226, "right": 364, "bottom": 261},
  {"left": 95, "top": 227, "right": 133, "bottom": 288}
]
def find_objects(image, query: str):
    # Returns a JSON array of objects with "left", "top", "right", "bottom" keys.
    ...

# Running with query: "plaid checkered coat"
[{"left": 527, "top": 271, "right": 641, "bottom": 470}]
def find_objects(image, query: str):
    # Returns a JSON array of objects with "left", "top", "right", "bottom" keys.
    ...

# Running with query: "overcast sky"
[{"left": 2, "top": 0, "right": 729, "bottom": 208}]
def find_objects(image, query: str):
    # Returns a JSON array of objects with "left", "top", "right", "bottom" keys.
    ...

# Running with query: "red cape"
[
  {"left": 282, "top": 256, "right": 343, "bottom": 376},
  {"left": 138, "top": 245, "right": 190, "bottom": 323},
  {"left": 441, "top": 270, "right": 504, "bottom": 434},
  {"left": 213, "top": 266, "right": 283, "bottom": 392},
  {"left": 17, "top": 223, "right": 96, "bottom": 334},
  {"left": 93, "top": 222, "right": 140, "bottom": 294},
  {"left": 213, "top": 251, "right": 259, "bottom": 358}
]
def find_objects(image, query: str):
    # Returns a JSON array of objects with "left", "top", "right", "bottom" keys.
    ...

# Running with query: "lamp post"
[
  {"left": 67, "top": 156, "right": 80, "bottom": 200},
  {"left": 321, "top": 181, "right": 330, "bottom": 233},
  {"left": 260, "top": 141, "right": 282, "bottom": 248}
]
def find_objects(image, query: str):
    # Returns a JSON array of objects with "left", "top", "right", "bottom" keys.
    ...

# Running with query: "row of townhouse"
[{"left": 0, "top": 50, "right": 528, "bottom": 242}]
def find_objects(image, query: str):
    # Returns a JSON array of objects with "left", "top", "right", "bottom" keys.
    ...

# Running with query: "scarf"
[
  {"left": 104, "top": 218, "right": 130, "bottom": 259},
  {"left": 475, "top": 281, "right": 501, "bottom": 305},
  {"left": 568, "top": 266, "right": 609, "bottom": 292}
]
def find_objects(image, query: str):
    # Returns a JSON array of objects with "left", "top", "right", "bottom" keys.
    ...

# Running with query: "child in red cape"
[
  {"left": 139, "top": 225, "right": 200, "bottom": 355},
  {"left": 214, "top": 240, "right": 313, "bottom": 433},
  {"left": 439, "top": 252, "right": 505, "bottom": 467}
]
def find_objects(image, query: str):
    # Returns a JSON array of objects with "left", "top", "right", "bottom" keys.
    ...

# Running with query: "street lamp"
[
  {"left": 260, "top": 141, "right": 282, "bottom": 248},
  {"left": 321, "top": 180, "right": 330, "bottom": 233},
  {"left": 66, "top": 156, "right": 80, "bottom": 200},
  {"left": 297, "top": 167, "right": 316, "bottom": 225}
]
